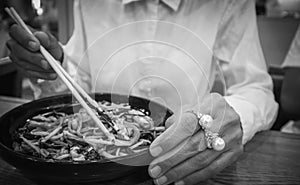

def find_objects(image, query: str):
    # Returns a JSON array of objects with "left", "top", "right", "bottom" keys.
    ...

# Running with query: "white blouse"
[{"left": 39, "top": 0, "right": 278, "bottom": 144}]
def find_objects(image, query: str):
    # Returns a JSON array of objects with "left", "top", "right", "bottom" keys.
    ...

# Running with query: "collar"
[{"left": 122, "top": 0, "right": 181, "bottom": 12}]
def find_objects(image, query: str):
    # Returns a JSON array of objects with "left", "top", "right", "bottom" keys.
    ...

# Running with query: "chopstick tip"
[{"left": 4, "top": 7, "right": 10, "bottom": 13}]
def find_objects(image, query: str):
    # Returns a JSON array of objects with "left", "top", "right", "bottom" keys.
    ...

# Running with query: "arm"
[
  {"left": 214, "top": 0, "right": 278, "bottom": 144},
  {"left": 147, "top": 2, "right": 273, "bottom": 184},
  {"left": 6, "top": 0, "right": 91, "bottom": 98}
]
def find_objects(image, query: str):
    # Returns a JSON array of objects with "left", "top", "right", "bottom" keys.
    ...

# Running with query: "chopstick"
[{"left": 5, "top": 7, "right": 115, "bottom": 141}]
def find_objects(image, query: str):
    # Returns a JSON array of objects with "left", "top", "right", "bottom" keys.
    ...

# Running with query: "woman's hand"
[
  {"left": 6, "top": 24, "right": 63, "bottom": 80},
  {"left": 148, "top": 93, "right": 243, "bottom": 185}
]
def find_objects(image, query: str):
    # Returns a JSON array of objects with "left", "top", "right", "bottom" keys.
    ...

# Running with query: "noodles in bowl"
[
  {"left": 12, "top": 101, "right": 165, "bottom": 162},
  {"left": 0, "top": 93, "right": 172, "bottom": 183}
]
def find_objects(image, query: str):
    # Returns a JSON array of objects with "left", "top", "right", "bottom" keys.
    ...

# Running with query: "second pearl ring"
[{"left": 190, "top": 111, "right": 225, "bottom": 151}]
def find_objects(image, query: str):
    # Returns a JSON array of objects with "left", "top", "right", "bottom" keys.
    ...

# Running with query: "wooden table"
[{"left": 0, "top": 96, "right": 300, "bottom": 185}]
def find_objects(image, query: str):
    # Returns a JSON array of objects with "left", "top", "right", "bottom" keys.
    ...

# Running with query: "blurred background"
[{"left": 0, "top": 0, "right": 299, "bottom": 132}]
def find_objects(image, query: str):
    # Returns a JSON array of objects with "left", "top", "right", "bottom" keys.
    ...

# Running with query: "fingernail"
[
  {"left": 175, "top": 181, "right": 185, "bottom": 185},
  {"left": 150, "top": 146, "right": 162, "bottom": 157},
  {"left": 49, "top": 73, "right": 57, "bottom": 79},
  {"left": 28, "top": 41, "right": 38, "bottom": 49},
  {"left": 155, "top": 176, "right": 167, "bottom": 185},
  {"left": 149, "top": 166, "right": 161, "bottom": 178}
]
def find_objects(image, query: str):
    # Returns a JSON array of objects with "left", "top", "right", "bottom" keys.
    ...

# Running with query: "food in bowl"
[{"left": 12, "top": 100, "right": 165, "bottom": 162}]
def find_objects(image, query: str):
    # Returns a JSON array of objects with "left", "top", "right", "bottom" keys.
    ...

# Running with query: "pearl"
[
  {"left": 199, "top": 114, "right": 213, "bottom": 129},
  {"left": 212, "top": 137, "right": 225, "bottom": 151}
]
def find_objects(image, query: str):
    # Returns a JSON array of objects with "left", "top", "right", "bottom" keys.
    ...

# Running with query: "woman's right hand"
[{"left": 6, "top": 24, "right": 63, "bottom": 80}]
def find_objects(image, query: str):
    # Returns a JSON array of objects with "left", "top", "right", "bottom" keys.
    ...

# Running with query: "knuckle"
[
  {"left": 20, "top": 37, "right": 31, "bottom": 47},
  {"left": 30, "top": 54, "right": 43, "bottom": 64},
  {"left": 181, "top": 113, "right": 198, "bottom": 134},
  {"left": 165, "top": 169, "right": 181, "bottom": 182},
  {"left": 35, "top": 31, "right": 50, "bottom": 46},
  {"left": 195, "top": 154, "right": 209, "bottom": 168},
  {"left": 189, "top": 138, "right": 200, "bottom": 152},
  {"left": 153, "top": 156, "right": 174, "bottom": 173},
  {"left": 190, "top": 132, "right": 205, "bottom": 151},
  {"left": 158, "top": 160, "right": 171, "bottom": 173}
]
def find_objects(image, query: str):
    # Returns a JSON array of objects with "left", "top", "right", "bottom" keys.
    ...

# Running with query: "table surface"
[{"left": 0, "top": 96, "right": 300, "bottom": 185}]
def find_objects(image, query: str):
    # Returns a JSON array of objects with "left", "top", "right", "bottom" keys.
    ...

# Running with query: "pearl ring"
[{"left": 189, "top": 111, "right": 225, "bottom": 151}]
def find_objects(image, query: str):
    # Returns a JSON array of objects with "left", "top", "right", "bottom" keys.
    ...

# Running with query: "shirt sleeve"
[
  {"left": 281, "top": 25, "right": 300, "bottom": 68},
  {"left": 213, "top": 0, "right": 279, "bottom": 144}
]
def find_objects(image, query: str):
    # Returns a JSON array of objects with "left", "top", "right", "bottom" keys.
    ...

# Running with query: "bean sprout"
[{"left": 12, "top": 101, "right": 165, "bottom": 161}]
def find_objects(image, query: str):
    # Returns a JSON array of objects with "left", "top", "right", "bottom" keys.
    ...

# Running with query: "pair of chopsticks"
[{"left": 5, "top": 7, "right": 115, "bottom": 141}]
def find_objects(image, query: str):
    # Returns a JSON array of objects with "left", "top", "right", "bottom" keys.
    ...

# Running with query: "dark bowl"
[{"left": 0, "top": 93, "right": 172, "bottom": 184}]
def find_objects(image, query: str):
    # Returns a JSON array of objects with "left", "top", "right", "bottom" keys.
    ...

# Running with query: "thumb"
[
  {"left": 164, "top": 114, "right": 176, "bottom": 129},
  {"left": 34, "top": 31, "right": 63, "bottom": 62},
  {"left": 150, "top": 112, "right": 199, "bottom": 157}
]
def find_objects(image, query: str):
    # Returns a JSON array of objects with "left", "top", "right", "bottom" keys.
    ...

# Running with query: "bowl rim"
[{"left": 0, "top": 93, "right": 173, "bottom": 165}]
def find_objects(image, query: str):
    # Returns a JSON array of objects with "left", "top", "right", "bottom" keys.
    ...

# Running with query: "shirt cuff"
[{"left": 224, "top": 95, "right": 264, "bottom": 145}]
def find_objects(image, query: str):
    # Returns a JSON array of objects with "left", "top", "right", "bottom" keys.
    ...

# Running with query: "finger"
[
  {"left": 175, "top": 150, "right": 242, "bottom": 185},
  {"left": 149, "top": 131, "right": 206, "bottom": 178},
  {"left": 15, "top": 59, "right": 55, "bottom": 74},
  {"left": 34, "top": 31, "right": 50, "bottom": 48},
  {"left": 34, "top": 31, "right": 62, "bottom": 61},
  {"left": 9, "top": 55, "right": 57, "bottom": 80},
  {"left": 196, "top": 93, "right": 226, "bottom": 132},
  {"left": 164, "top": 106, "right": 190, "bottom": 129},
  {"left": 150, "top": 112, "right": 199, "bottom": 157},
  {"left": 25, "top": 70, "right": 57, "bottom": 80},
  {"left": 197, "top": 93, "right": 238, "bottom": 135},
  {"left": 9, "top": 24, "right": 40, "bottom": 52},
  {"left": 149, "top": 121, "right": 239, "bottom": 181},
  {"left": 165, "top": 114, "right": 176, "bottom": 128},
  {"left": 153, "top": 150, "right": 221, "bottom": 185},
  {"left": 7, "top": 39, "right": 53, "bottom": 72}
]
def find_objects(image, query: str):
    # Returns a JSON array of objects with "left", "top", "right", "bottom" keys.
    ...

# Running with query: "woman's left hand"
[{"left": 148, "top": 93, "right": 244, "bottom": 185}]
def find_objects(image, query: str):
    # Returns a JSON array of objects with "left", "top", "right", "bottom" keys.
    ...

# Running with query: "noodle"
[{"left": 12, "top": 101, "right": 165, "bottom": 162}]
